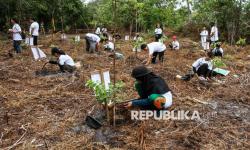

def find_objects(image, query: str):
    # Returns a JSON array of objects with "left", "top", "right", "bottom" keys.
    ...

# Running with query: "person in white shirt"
[
  {"left": 210, "top": 22, "right": 219, "bottom": 43},
  {"left": 85, "top": 33, "right": 101, "bottom": 53},
  {"left": 169, "top": 36, "right": 180, "bottom": 50},
  {"left": 200, "top": 27, "right": 209, "bottom": 50},
  {"left": 9, "top": 18, "right": 22, "bottom": 54},
  {"left": 49, "top": 47, "right": 76, "bottom": 73},
  {"left": 141, "top": 42, "right": 166, "bottom": 65},
  {"left": 181, "top": 52, "right": 216, "bottom": 81},
  {"left": 154, "top": 24, "right": 163, "bottom": 41},
  {"left": 95, "top": 26, "right": 101, "bottom": 36},
  {"left": 29, "top": 18, "right": 39, "bottom": 46},
  {"left": 101, "top": 27, "right": 108, "bottom": 38},
  {"left": 103, "top": 39, "right": 114, "bottom": 51},
  {"left": 212, "top": 43, "right": 223, "bottom": 57}
]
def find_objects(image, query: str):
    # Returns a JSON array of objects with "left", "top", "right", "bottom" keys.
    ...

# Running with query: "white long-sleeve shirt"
[
  {"left": 192, "top": 57, "right": 213, "bottom": 71},
  {"left": 210, "top": 26, "right": 219, "bottom": 42}
]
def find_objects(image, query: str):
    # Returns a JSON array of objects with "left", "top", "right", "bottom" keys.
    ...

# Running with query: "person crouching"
[
  {"left": 181, "top": 51, "right": 216, "bottom": 81},
  {"left": 49, "top": 48, "right": 76, "bottom": 73},
  {"left": 212, "top": 43, "right": 223, "bottom": 57},
  {"left": 124, "top": 66, "right": 173, "bottom": 110}
]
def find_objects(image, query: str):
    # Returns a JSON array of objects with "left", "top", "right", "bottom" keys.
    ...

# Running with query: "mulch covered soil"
[{"left": 0, "top": 34, "right": 249, "bottom": 149}]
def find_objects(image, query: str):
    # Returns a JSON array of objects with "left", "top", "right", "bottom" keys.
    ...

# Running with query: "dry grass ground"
[{"left": 0, "top": 34, "right": 249, "bottom": 149}]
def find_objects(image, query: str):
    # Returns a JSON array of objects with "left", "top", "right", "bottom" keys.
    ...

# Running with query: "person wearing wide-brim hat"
[{"left": 124, "top": 66, "right": 173, "bottom": 110}]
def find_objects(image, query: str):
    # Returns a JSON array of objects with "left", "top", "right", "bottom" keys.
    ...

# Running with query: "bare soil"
[{"left": 0, "top": 34, "right": 249, "bottom": 149}]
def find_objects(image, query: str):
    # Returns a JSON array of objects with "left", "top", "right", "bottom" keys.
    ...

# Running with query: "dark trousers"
[
  {"left": 32, "top": 36, "right": 38, "bottom": 46},
  {"left": 59, "top": 64, "right": 76, "bottom": 73},
  {"left": 132, "top": 98, "right": 157, "bottom": 110},
  {"left": 155, "top": 34, "right": 162, "bottom": 42},
  {"left": 213, "top": 51, "right": 223, "bottom": 57},
  {"left": 13, "top": 40, "right": 22, "bottom": 53},
  {"left": 85, "top": 37, "right": 97, "bottom": 53},
  {"left": 182, "top": 64, "right": 217, "bottom": 81},
  {"left": 196, "top": 64, "right": 212, "bottom": 78},
  {"left": 152, "top": 51, "right": 165, "bottom": 64}
]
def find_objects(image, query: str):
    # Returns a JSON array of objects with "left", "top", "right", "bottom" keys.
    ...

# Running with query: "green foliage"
[
  {"left": 212, "top": 57, "right": 226, "bottom": 68},
  {"left": 236, "top": 38, "right": 246, "bottom": 46},
  {"left": 86, "top": 80, "right": 124, "bottom": 104}
]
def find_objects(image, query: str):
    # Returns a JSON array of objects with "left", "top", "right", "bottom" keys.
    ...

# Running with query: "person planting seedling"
[
  {"left": 85, "top": 33, "right": 101, "bottom": 53},
  {"left": 180, "top": 51, "right": 218, "bottom": 81},
  {"left": 140, "top": 42, "right": 166, "bottom": 65},
  {"left": 48, "top": 47, "right": 76, "bottom": 73},
  {"left": 123, "top": 66, "right": 173, "bottom": 110}
]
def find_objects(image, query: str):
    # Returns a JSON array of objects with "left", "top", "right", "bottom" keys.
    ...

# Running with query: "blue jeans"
[
  {"left": 13, "top": 40, "right": 22, "bottom": 53},
  {"left": 132, "top": 98, "right": 157, "bottom": 110}
]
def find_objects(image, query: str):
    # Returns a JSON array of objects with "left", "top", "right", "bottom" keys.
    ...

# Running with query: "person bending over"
[
  {"left": 124, "top": 66, "right": 172, "bottom": 110},
  {"left": 141, "top": 42, "right": 166, "bottom": 65},
  {"left": 49, "top": 48, "right": 76, "bottom": 73},
  {"left": 181, "top": 52, "right": 216, "bottom": 81}
]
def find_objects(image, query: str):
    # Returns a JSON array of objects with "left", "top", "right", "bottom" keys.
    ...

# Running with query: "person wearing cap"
[
  {"left": 200, "top": 27, "right": 209, "bottom": 50},
  {"left": 169, "top": 36, "right": 180, "bottom": 50},
  {"left": 212, "top": 43, "right": 223, "bottom": 57},
  {"left": 49, "top": 48, "right": 76, "bottom": 73},
  {"left": 124, "top": 66, "right": 172, "bottom": 110},
  {"left": 154, "top": 24, "right": 163, "bottom": 42},
  {"left": 181, "top": 51, "right": 215, "bottom": 81},
  {"left": 85, "top": 33, "right": 101, "bottom": 53},
  {"left": 141, "top": 42, "right": 166, "bottom": 65}
]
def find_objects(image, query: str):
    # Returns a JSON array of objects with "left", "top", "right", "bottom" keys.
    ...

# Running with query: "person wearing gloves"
[
  {"left": 200, "top": 27, "right": 209, "bottom": 50},
  {"left": 141, "top": 42, "right": 166, "bottom": 65},
  {"left": 49, "top": 48, "right": 76, "bottom": 73},
  {"left": 181, "top": 52, "right": 215, "bottom": 81},
  {"left": 124, "top": 66, "right": 172, "bottom": 110},
  {"left": 29, "top": 18, "right": 39, "bottom": 46},
  {"left": 85, "top": 33, "right": 101, "bottom": 53},
  {"left": 169, "top": 36, "right": 180, "bottom": 50},
  {"left": 154, "top": 24, "right": 163, "bottom": 42},
  {"left": 212, "top": 43, "right": 223, "bottom": 57},
  {"left": 103, "top": 39, "right": 114, "bottom": 51},
  {"left": 9, "top": 18, "right": 22, "bottom": 54}
]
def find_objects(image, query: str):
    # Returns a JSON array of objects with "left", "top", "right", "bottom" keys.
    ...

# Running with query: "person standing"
[
  {"left": 9, "top": 18, "right": 22, "bottom": 54},
  {"left": 141, "top": 42, "right": 166, "bottom": 65},
  {"left": 29, "top": 18, "right": 39, "bottom": 46},
  {"left": 210, "top": 22, "right": 219, "bottom": 44},
  {"left": 154, "top": 24, "right": 163, "bottom": 42},
  {"left": 200, "top": 27, "right": 209, "bottom": 50},
  {"left": 95, "top": 26, "right": 101, "bottom": 37}
]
